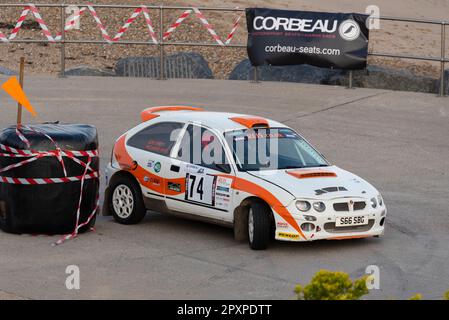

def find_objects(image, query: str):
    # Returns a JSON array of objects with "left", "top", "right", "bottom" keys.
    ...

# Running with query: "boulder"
[
  {"left": 115, "top": 52, "right": 214, "bottom": 79},
  {"left": 230, "top": 58, "right": 442, "bottom": 94},
  {"left": 327, "top": 65, "right": 438, "bottom": 94},
  {"left": 228, "top": 59, "right": 344, "bottom": 84},
  {"left": 65, "top": 66, "right": 115, "bottom": 77},
  {"left": 0, "top": 66, "right": 17, "bottom": 76},
  {"left": 436, "top": 69, "right": 449, "bottom": 96}
]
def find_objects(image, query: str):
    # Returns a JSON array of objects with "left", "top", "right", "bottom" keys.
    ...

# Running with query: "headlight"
[
  {"left": 377, "top": 194, "right": 383, "bottom": 207},
  {"left": 296, "top": 200, "right": 311, "bottom": 212},
  {"left": 370, "top": 197, "right": 377, "bottom": 208},
  {"left": 313, "top": 202, "right": 326, "bottom": 212}
]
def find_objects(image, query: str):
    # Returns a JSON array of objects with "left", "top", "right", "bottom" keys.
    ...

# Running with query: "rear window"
[{"left": 127, "top": 122, "right": 184, "bottom": 156}]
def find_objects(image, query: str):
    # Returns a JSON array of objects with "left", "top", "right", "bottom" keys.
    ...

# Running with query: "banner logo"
[
  {"left": 246, "top": 8, "right": 369, "bottom": 70},
  {"left": 253, "top": 16, "right": 338, "bottom": 33},
  {"left": 339, "top": 19, "right": 361, "bottom": 41}
]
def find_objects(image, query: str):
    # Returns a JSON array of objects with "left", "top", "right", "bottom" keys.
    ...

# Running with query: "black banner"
[{"left": 246, "top": 8, "right": 369, "bottom": 70}]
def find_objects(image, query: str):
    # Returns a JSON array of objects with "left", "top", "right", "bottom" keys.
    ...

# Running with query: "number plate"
[{"left": 335, "top": 215, "right": 369, "bottom": 227}]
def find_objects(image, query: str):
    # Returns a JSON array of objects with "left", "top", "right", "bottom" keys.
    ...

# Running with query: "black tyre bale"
[{"left": 0, "top": 124, "right": 99, "bottom": 234}]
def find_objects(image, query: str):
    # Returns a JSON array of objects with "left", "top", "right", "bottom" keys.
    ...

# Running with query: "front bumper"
[{"left": 274, "top": 200, "right": 387, "bottom": 242}]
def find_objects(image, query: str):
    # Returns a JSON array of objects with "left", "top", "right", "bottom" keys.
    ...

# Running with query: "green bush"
[
  {"left": 409, "top": 294, "right": 422, "bottom": 300},
  {"left": 294, "top": 270, "right": 369, "bottom": 300},
  {"left": 444, "top": 291, "right": 449, "bottom": 300}
]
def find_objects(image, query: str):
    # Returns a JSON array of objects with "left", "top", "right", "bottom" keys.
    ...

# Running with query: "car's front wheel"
[
  {"left": 248, "top": 202, "right": 272, "bottom": 250},
  {"left": 109, "top": 175, "right": 146, "bottom": 225}
]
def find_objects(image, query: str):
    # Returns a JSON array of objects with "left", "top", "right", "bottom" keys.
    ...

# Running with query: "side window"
[
  {"left": 177, "top": 125, "right": 231, "bottom": 173},
  {"left": 127, "top": 122, "right": 184, "bottom": 156}
]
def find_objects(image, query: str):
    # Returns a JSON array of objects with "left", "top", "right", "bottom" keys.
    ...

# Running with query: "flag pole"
[{"left": 16, "top": 57, "right": 25, "bottom": 126}]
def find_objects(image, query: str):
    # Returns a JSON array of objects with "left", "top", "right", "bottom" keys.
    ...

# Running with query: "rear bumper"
[{"left": 102, "top": 163, "right": 119, "bottom": 216}]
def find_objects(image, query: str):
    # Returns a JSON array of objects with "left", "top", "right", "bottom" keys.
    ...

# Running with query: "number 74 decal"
[{"left": 185, "top": 173, "right": 216, "bottom": 206}]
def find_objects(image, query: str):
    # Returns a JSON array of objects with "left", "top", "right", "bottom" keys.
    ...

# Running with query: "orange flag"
[{"left": 1, "top": 76, "right": 37, "bottom": 116}]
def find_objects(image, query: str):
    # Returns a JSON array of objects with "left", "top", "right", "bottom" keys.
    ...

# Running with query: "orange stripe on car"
[
  {"left": 115, "top": 137, "right": 304, "bottom": 240},
  {"left": 215, "top": 174, "right": 306, "bottom": 240},
  {"left": 114, "top": 135, "right": 185, "bottom": 195}
]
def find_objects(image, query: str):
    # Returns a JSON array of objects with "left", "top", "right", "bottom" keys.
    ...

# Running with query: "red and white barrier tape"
[
  {"left": 1, "top": 4, "right": 56, "bottom": 43},
  {"left": 0, "top": 172, "right": 99, "bottom": 185},
  {"left": 163, "top": 7, "right": 243, "bottom": 45},
  {"left": 225, "top": 11, "right": 244, "bottom": 45},
  {"left": 0, "top": 126, "right": 99, "bottom": 245},
  {"left": 111, "top": 5, "right": 158, "bottom": 43},
  {"left": 53, "top": 158, "right": 99, "bottom": 246},
  {"left": 163, "top": 9, "right": 192, "bottom": 40},
  {"left": 0, "top": 4, "right": 241, "bottom": 45},
  {"left": 193, "top": 7, "right": 224, "bottom": 46},
  {"left": 57, "top": 5, "right": 158, "bottom": 44}
]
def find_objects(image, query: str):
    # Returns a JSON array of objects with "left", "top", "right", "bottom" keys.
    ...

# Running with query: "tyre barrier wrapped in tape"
[{"left": 0, "top": 124, "right": 99, "bottom": 240}]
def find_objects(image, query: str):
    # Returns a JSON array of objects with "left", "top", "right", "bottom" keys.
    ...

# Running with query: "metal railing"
[{"left": 0, "top": 3, "right": 447, "bottom": 96}]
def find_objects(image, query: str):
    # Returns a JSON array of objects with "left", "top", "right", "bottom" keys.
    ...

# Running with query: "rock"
[
  {"left": 65, "top": 66, "right": 115, "bottom": 77},
  {"left": 328, "top": 65, "right": 438, "bottom": 94},
  {"left": 230, "top": 59, "right": 441, "bottom": 94},
  {"left": 0, "top": 66, "right": 17, "bottom": 75},
  {"left": 115, "top": 52, "right": 214, "bottom": 79},
  {"left": 228, "top": 59, "right": 344, "bottom": 84}
]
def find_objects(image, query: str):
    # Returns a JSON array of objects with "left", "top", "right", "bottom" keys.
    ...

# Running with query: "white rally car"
[{"left": 103, "top": 106, "right": 386, "bottom": 250}]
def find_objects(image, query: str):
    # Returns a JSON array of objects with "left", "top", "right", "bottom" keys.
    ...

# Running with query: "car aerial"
[{"left": 103, "top": 106, "right": 386, "bottom": 250}]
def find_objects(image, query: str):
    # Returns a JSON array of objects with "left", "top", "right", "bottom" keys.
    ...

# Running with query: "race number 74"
[{"left": 185, "top": 173, "right": 215, "bottom": 205}]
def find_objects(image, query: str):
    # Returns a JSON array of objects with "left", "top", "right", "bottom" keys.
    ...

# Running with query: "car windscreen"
[{"left": 225, "top": 128, "right": 329, "bottom": 171}]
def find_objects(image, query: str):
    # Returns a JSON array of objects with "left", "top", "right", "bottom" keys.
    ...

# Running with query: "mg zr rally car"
[{"left": 103, "top": 106, "right": 386, "bottom": 250}]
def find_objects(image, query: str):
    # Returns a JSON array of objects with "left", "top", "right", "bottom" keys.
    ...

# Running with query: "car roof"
[{"left": 151, "top": 110, "right": 289, "bottom": 132}]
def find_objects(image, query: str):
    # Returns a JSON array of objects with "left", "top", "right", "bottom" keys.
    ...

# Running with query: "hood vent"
[
  {"left": 315, "top": 186, "right": 348, "bottom": 195},
  {"left": 287, "top": 170, "right": 337, "bottom": 179}
]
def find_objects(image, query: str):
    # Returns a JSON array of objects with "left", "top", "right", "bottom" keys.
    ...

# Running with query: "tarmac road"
[{"left": 0, "top": 76, "right": 448, "bottom": 299}]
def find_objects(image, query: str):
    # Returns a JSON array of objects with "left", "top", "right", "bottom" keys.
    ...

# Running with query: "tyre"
[
  {"left": 109, "top": 175, "right": 146, "bottom": 225},
  {"left": 248, "top": 201, "right": 272, "bottom": 250}
]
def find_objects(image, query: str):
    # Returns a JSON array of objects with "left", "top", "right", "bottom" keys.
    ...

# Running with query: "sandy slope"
[{"left": 0, "top": 0, "right": 447, "bottom": 77}]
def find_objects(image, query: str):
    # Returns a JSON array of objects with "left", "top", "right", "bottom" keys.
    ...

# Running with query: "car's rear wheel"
[
  {"left": 248, "top": 202, "right": 272, "bottom": 250},
  {"left": 109, "top": 175, "right": 146, "bottom": 225}
]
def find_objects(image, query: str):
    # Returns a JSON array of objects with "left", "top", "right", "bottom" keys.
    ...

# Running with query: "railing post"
[
  {"left": 347, "top": 70, "right": 353, "bottom": 89},
  {"left": 59, "top": 3, "right": 66, "bottom": 78},
  {"left": 251, "top": 66, "right": 259, "bottom": 83},
  {"left": 440, "top": 21, "right": 446, "bottom": 97},
  {"left": 158, "top": 5, "right": 166, "bottom": 80}
]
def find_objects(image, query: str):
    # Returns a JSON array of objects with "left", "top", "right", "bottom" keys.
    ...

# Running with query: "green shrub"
[
  {"left": 294, "top": 270, "right": 369, "bottom": 300},
  {"left": 444, "top": 291, "right": 449, "bottom": 300},
  {"left": 409, "top": 294, "right": 422, "bottom": 300}
]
